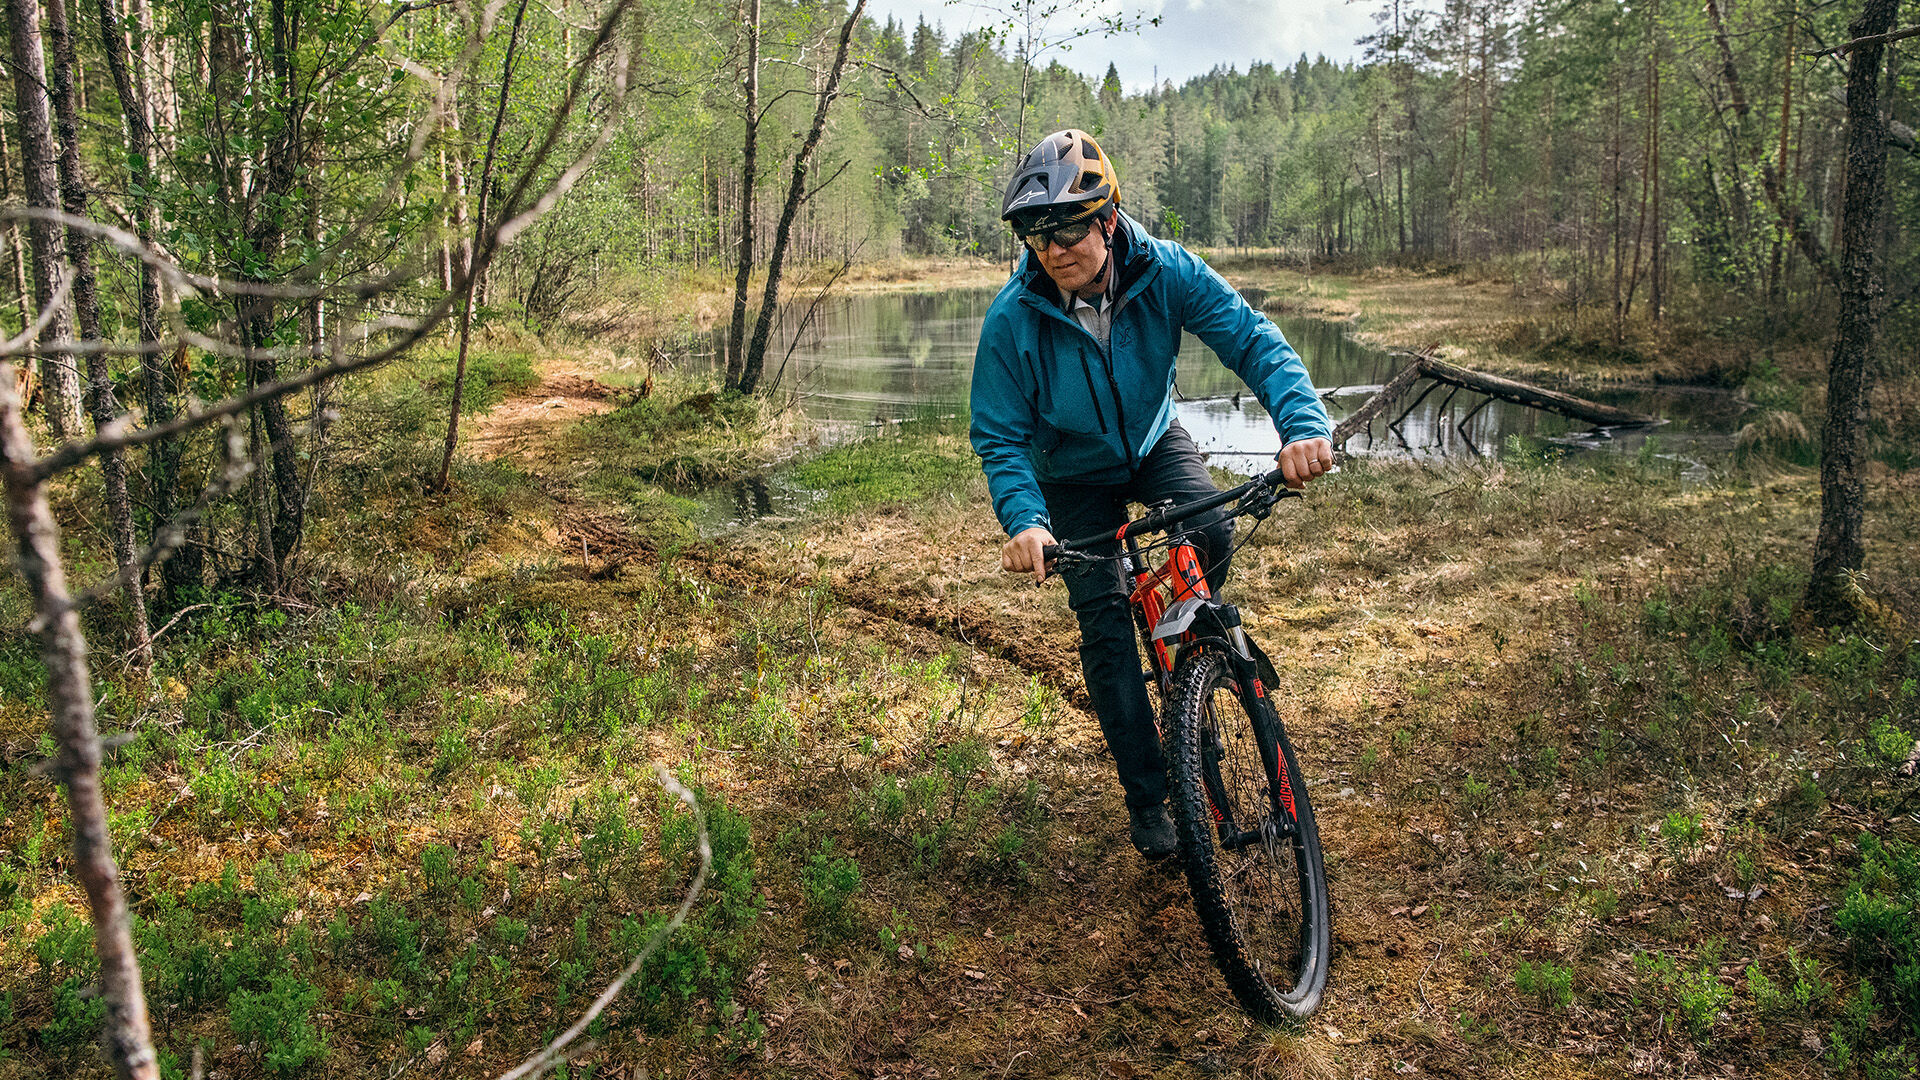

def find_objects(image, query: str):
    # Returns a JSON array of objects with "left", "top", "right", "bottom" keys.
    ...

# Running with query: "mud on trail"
[{"left": 474, "top": 358, "right": 1920, "bottom": 1080}]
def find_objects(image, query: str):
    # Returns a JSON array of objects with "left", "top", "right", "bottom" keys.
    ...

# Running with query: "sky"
[{"left": 861, "top": 0, "right": 1381, "bottom": 92}]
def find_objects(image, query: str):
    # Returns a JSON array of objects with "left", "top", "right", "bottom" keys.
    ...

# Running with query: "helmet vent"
[{"left": 1078, "top": 170, "right": 1101, "bottom": 192}]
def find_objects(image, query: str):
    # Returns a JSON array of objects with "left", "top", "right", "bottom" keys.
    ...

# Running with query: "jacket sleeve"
[
  {"left": 969, "top": 317, "right": 1052, "bottom": 538},
  {"left": 1173, "top": 247, "right": 1332, "bottom": 445}
]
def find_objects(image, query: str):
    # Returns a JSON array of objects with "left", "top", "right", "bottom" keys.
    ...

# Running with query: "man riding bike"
[{"left": 969, "top": 129, "right": 1336, "bottom": 860}]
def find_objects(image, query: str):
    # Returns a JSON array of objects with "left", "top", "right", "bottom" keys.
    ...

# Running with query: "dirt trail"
[
  {"left": 468, "top": 366, "right": 631, "bottom": 466},
  {"left": 461, "top": 352, "right": 1904, "bottom": 1078}
]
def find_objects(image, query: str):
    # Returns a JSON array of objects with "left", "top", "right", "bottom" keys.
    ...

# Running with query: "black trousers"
[{"left": 1040, "top": 421, "right": 1233, "bottom": 809}]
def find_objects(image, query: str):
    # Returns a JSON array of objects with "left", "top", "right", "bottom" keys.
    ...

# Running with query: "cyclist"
[{"left": 969, "top": 129, "right": 1336, "bottom": 860}]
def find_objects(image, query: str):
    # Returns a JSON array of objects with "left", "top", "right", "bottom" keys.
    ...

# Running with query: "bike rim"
[{"left": 1201, "top": 674, "right": 1316, "bottom": 1000}]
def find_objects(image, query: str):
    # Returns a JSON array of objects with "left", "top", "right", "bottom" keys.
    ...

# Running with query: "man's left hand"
[{"left": 1278, "top": 437, "right": 1335, "bottom": 490}]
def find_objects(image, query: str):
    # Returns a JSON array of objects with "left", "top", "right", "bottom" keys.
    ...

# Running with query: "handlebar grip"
[{"left": 1040, "top": 544, "right": 1062, "bottom": 561}]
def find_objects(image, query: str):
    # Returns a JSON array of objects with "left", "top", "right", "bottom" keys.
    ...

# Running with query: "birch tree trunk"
[
  {"left": 5, "top": 0, "right": 87, "bottom": 439},
  {"left": 96, "top": 0, "right": 190, "bottom": 609},
  {"left": 0, "top": 121, "right": 31, "bottom": 336},
  {"left": 0, "top": 362, "right": 159, "bottom": 1080},
  {"left": 47, "top": 0, "right": 151, "bottom": 666}
]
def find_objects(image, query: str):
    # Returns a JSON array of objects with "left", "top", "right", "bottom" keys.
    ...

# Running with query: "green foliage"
[
  {"left": 1746, "top": 947, "right": 1831, "bottom": 1016},
  {"left": 1513, "top": 959, "right": 1573, "bottom": 1010},
  {"left": 42, "top": 978, "right": 107, "bottom": 1055},
  {"left": 229, "top": 975, "right": 328, "bottom": 1076},
  {"left": 1019, "top": 675, "right": 1061, "bottom": 732},
  {"left": 854, "top": 733, "right": 1043, "bottom": 879},
  {"left": 1634, "top": 946, "right": 1732, "bottom": 1044},
  {"left": 1834, "top": 834, "right": 1920, "bottom": 1042},
  {"left": 802, "top": 841, "right": 863, "bottom": 941},
  {"left": 424, "top": 349, "right": 540, "bottom": 415},
  {"left": 1660, "top": 812, "right": 1705, "bottom": 855},
  {"left": 783, "top": 429, "right": 979, "bottom": 516}
]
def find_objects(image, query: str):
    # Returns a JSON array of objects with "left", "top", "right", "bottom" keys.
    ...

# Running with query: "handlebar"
[{"left": 1040, "top": 466, "right": 1300, "bottom": 563}]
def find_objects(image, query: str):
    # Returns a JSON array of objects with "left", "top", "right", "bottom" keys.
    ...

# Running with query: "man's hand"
[
  {"left": 1278, "top": 437, "right": 1335, "bottom": 490},
  {"left": 1002, "top": 526, "right": 1057, "bottom": 585}
]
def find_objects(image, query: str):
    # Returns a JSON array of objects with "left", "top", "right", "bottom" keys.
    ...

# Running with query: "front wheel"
[{"left": 1164, "top": 647, "right": 1330, "bottom": 1021}]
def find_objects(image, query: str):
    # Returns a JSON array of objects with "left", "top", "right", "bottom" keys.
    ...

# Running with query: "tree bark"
[
  {"left": 740, "top": 0, "right": 868, "bottom": 395},
  {"left": 45, "top": 0, "right": 151, "bottom": 664},
  {"left": 724, "top": 0, "right": 760, "bottom": 388},
  {"left": 438, "top": 0, "right": 528, "bottom": 493},
  {"left": 96, "top": 0, "right": 190, "bottom": 609},
  {"left": 0, "top": 120, "right": 31, "bottom": 336},
  {"left": 0, "top": 362, "right": 160, "bottom": 1080},
  {"left": 5, "top": 0, "right": 86, "bottom": 439},
  {"left": 1805, "top": 0, "right": 1899, "bottom": 622},
  {"left": 1703, "top": 0, "right": 1837, "bottom": 290}
]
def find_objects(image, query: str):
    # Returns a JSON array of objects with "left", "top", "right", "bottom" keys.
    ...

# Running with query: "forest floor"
[{"left": 3, "top": 265, "right": 1919, "bottom": 1080}]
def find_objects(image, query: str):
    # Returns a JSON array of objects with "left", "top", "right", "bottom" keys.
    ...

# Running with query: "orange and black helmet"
[{"left": 1001, "top": 129, "right": 1120, "bottom": 236}]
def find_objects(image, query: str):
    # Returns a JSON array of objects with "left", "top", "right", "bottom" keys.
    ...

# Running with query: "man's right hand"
[{"left": 1002, "top": 526, "right": 1057, "bottom": 585}]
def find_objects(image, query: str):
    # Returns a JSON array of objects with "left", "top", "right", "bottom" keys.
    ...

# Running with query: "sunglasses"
[{"left": 1020, "top": 219, "right": 1096, "bottom": 252}]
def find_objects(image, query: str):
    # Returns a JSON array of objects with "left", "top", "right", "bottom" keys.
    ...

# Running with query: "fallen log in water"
[{"left": 1331, "top": 350, "right": 1660, "bottom": 446}]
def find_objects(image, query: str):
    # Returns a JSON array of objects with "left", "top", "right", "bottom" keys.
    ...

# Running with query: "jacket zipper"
[{"left": 1022, "top": 237, "right": 1157, "bottom": 465}]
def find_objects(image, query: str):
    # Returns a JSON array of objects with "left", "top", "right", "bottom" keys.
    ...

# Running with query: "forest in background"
[
  {"left": 0, "top": 0, "right": 1907, "bottom": 612},
  {"left": 5, "top": 0, "right": 1915, "bottom": 348}
]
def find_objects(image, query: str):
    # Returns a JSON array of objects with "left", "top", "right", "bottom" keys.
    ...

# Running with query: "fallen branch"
[
  {"left": 1330, "top": 356, "right": 1429, "bottom": 445},
  {"left": 1415, "top": 355, "right": 1660, "bottom": 428},
  {"left": 1332, "top": 349, "right": 1660, "bottom": 449}
]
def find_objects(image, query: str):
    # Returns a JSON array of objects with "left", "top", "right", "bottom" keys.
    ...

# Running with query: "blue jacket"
[{"left": 969, "top": 211, "right": 1332, "bottom": 537}]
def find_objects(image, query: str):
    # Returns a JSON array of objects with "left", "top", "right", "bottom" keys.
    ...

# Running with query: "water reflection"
[{"left": 687, "top": 287, "right": 1744, "bottom": 527}]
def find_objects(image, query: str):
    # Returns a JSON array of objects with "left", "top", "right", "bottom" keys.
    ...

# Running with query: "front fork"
[
  {"left": 1197, "top": 620, "right": 1299, "bottom": 853},
  {"left": 1129, "top": 538, "right": 1299, "bottom": 852}
]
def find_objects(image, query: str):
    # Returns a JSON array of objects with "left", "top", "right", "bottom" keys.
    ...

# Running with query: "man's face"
[{"left": 1031, "top": 218, "right": 1111, "bottom": 298}]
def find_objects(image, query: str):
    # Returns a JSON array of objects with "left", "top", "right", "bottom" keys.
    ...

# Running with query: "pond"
[{"left": 686, "top": 287, "right": 1747, "bottom": 527}]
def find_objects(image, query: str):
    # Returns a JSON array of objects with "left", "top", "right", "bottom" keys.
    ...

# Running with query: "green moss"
[
  {"left": 785, "top": 429, "right": 978, "bottom": 516},
  {"left": 423, "top": 348, "right": 541, "bottom": 416}
]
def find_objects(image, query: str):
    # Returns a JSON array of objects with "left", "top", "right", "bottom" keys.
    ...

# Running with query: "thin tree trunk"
[
  {"left": 0, "top": 121, "right": 31, "bottom": 335},
  {"left": 247, "top": 405, "right": 280, "bottom": 595},
  {"left": 5, "top": 0, "right": 86, "bottom": 439},
  {"left": 725, "top": 0, "right": 760, "bottom": 388},
  {"left": 0, "top": 363, "right": 159, "bottom": 1080},
  {"left": 1806, "top": 0, "right": 1899, "bottom": 622},
  {"left": 1623, "top": 28, "right": 1655, "bottom": 326},
  {"left": 1649, "top": 10, "right": 1664, "bottom": 325},
  {"left": 740, "top": 0, "right": 867, "bottom": 395},
  {"left": 240, "top": 0, "right": 311, "bottom": 569},
  {"left": 447, "top": 103, "right": 473, "bottom": 295},
  {"left": 438, "top": 0, "right": 527, "bottom": 493},
  {"left": 1610, "top": 54, "right": 1625, "bottom": 345},
  {"left": 1766, "top": 8, "right": 1797, "bottom": 313},
  {"left": 97, "top": 0, "right": 187, "bottom": 608},
  {"left": 46, "top": 0, "right": 150, "bottom": 664},
  {"left": 1704, "top": 0, "right": 1837, "bottom": 289}
]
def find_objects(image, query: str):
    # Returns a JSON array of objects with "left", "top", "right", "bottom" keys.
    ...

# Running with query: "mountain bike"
[{"left": 1043, "top": 467, "right": 1331, "bottom": 1021}]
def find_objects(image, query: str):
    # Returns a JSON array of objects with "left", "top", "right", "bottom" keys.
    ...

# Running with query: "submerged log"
[{"left": 1333, "top": 350, "right": 1659, "bottom": 447}]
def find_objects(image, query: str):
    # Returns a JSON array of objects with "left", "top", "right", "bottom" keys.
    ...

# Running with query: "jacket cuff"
[{"left": 1006, "top": 511, "right": 1052, "bottom": 538}]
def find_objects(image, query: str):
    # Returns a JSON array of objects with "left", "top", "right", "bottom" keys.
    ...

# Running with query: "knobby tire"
[{"left": 1164, "top": 647, "right": 1330, "bottom": 1021}]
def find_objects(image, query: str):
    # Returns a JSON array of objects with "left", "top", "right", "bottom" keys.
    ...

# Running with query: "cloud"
[{"left": 866, "top": 0, "right": 1372, "bottom": 88}]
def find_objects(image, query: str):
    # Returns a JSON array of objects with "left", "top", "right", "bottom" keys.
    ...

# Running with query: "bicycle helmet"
[{"left": 1001, "top": 129, "right": 1120, "bottom": 236}]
